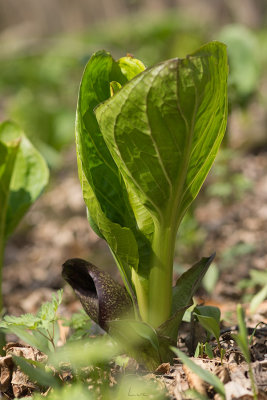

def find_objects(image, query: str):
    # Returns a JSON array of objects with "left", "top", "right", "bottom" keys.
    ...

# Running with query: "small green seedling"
[
  {"left": 232, "top": 304, "right": 258, "bottom": 400},
  {"left": 194, "top": 341, "right": 214, "bottom": 359},
  {"left": 63, "top": 42, "right": 228, "bottom": 368},
  {"left": 0, "top": 290, "right": 63, "bottom": 353},
  {"left": 194, "top": 305, "right": 225, "bottom": 362},
  {"left": 248, "top": 322, "right": 265, "bottom": 346}
]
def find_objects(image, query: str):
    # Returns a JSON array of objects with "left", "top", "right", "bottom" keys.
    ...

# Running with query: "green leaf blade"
[
  {"left": 0, "top": 138, "right": 20, "bottom": 248},
  {"left": 12, "top": 355, "right": 60, "bottom": 389},
  {"left": 96, "top": 41, "right": 228, "bottom": 228},
  {"left": 194, "top": 314, "right": 220, "bottom": 343},
  {"left": 179, "top": 42, "right": 228, "bottom": 218},
  {"left": 76, "top": 51, "right": 153, "bottom": 300},
  {"left": 172, "top": 254, "right": 215, "bottom": 314},
  {"left": 171, "top": 347, "right": 225, "bottom": 398},
  {"left": 194, "top": 305, "right": 221, "bottom": 343}
]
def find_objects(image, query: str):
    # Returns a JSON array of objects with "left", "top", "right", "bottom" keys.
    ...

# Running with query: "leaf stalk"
[{"left": 147, "top": 221, "right": 176, "bottom": 327}]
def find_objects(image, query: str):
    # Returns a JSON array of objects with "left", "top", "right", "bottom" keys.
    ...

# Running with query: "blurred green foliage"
[
  {"left": 0, "top": 12, "right": 208, "bottom": 168},
  {"left": 206, "top": 149, "right": 253, "bottom": 202},
  {"left": 219, "top": 25, "right": 260, "bottom": 107},
  {"left": 1, "top": 14, "right": 265, "bottom": 170},
  {"left": 1, "top": 292, "right": 166, "bottom": 399}
]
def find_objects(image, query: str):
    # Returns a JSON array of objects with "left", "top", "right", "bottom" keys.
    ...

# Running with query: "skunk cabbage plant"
[{"left": 63, "top": 42, "right": 228, "bottom": 368}]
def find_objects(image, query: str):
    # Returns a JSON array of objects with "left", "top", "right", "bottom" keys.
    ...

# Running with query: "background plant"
[
  {"left": 0, "top": 121, "right": 49, "bottom": 315},
  {"left": 232, "top": 305, "right": 258, "bottom": 400}
]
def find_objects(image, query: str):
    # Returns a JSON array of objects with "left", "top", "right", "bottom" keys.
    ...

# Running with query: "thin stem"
[
  {"left": 47, "top": 327, "right": 56, "bottom": 351},
  {"left": 248, "top": 364, "right": 258, "bottom": 400},
  {"left": 0, "top": 238, "right": 5, "bottom": 355},
  {"left": 36, "top": 329, "right": 50, "bottom": 342},
  {"left": 50, "top": 323, "right": 56, "bottom": 351},
  {"left": 37, "top": 328, "right": 56, "bottom": 351}
]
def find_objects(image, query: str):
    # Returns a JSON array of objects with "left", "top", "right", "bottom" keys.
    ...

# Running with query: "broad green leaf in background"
[
  {"left": 0, "top": 121, "right": 49, "bottom": 240},
  {"left": 0, "top": 138, "right": 20, "bottom": 265},
  {"left": 219, "top": 24, "right": 260, "bottom": 103},
  {"left": 0, "top": 120, "right": 49, "bottom": 316},
  {"left": 76, "top": 42, "right": 228, "bottom": 328}
]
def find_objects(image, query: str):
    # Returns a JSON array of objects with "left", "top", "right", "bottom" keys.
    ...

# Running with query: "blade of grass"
[{"left": 171, "top": 347, "right": 225, "bottom": 399}]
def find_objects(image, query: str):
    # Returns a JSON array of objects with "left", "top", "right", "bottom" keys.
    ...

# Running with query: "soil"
[{"left": 1, "top": 146, "right": 267, "bottom": 399}]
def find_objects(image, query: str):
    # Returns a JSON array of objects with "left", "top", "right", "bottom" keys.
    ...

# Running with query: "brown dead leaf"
[
  {"left": 12, "top": 367, "right": 38, "bottom": 398},
  {"left": 5, "top": 342, "right": 47, "bottom": 362},
  {"left": 223, "top": 381, "right": 253, "bottom": 400},
  {"left": 258, "top": 390, "right": 267, "bottom": 400},
  {"left": 155, "top": 363, "right": 170, "bottom": 375},
  {"left": 214, "top": 365, "right": 231, "bottom": 384},
  {"left": 3, "top": 342, "right": 47, "bottom": 398},
  {"left": 0, "top": 355, "right": 13, "bottom": 392},
  {"left": 182, "top": 364, "right": 207, "bottom": 395}
]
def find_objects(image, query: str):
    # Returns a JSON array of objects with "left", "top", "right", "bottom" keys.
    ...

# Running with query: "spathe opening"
[{"left": 62, "top": 258, "right": 97, "bottom": 299}]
